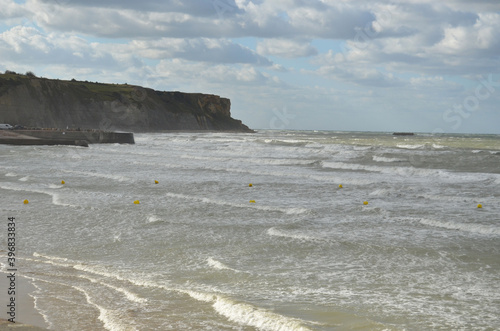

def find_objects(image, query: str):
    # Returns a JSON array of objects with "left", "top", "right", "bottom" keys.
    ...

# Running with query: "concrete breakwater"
[{"left": 0, "top": 129, "right": 134, "bottom": 146}]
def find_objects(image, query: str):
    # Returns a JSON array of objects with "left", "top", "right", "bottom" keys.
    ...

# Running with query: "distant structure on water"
[{"left": 393, "top": 132, "right": 415, "bottom": 136}]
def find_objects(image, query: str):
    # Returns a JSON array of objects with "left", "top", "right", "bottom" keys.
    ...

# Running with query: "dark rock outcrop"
[{"left": 0, "top": 73, "right": 253, "bottom": 132}]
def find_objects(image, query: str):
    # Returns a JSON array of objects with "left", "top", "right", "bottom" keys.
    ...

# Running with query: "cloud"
[
  {"left": 0, "top": 26, "right": 124, "bottom": 69},
  {"left": 152, "top": 60, "right": 285, "bottom": 89},
  {"left": 308, "top": 4, "right": 500, "bottom": 79},
  {"left": 432, "top": 13, "right": 500, "bottom": 55},
  {"left": 131, "top": 38, "right": 272, "bottom": 65},
  {"left": 311, "top": 63, "right": 403, "bottom": 87},
  {"left": 23, "top": 0, "right": 375, "bottom": 40},
  {"left": 257, "top": 39, "right": 317, "bottom": 58},
  {"left": 0, "top": 0, "right": 28, "bottom": 20}
]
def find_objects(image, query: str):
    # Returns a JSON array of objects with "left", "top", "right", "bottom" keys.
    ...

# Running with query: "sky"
[{"left": 1, "top": 0, "right": 499, "bottom": 133}]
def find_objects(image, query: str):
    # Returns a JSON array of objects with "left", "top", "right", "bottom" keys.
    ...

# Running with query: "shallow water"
[{"left": 1, "top": 130, "right": 499, "bottom": 330}]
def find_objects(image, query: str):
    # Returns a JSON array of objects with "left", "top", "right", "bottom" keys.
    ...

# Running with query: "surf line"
[{"left": 6, "top": 216, "right": 17, "bottom": 323}]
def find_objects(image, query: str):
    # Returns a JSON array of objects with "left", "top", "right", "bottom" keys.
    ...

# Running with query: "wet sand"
[{"left": 0, "top": 273, "right": 48, "bottom": 330}]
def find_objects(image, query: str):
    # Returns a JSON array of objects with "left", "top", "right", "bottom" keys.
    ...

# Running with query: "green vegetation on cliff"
[{"left": 0, "top": 71, "right": 252, "bottom": 132}]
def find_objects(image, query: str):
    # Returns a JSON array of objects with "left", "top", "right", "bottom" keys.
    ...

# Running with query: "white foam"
[
  {"left": 79, "top": 275, "right": 147, "bottom": 304},
  {"left": 212, "top": 295, "right": 311, "bottom": 331},
  {"left": 183, "top": 290, "right": 215, "bottom": 303},
  {"left": 207, "top": 257, "right": 240, "bottom": 273},
  {"left": 61, "top": 170, "right": 129, "bottom": 182},
  {"left": 20, "top": 275, "right": 54, "bottom": 329},
  {"left": 28, "top": 281, "right": 52, "bottom": 329},
  {"left": 182, "top": 290, "right": 311, "bottom": 331},
  {"left": 73, "top": 264, "right": 129, "bottom": 283},
  {"left": 87, "top": 274, "right": 313, "bottom": 331},
  {"left": 147, "top": 215, "right": 161, "bottom": 223},
  {"left": 73, "top": 285, "right": 138, "bottom": 331},
  {"left": 0, "top": 184, "right": 79, "bottom": 207},
  {"left": 267, "top": 227, "right": 315, "bottom": 241},
  {"left": 5, "top": 172, "right": 17, "bottom": 177},
  {"left": 71, "top": 264, "right": 163, "bottom": 291},
  {"left": 113, "top": 233, "right": 122, "bottom": 242},
  {"left": 321, "top": 161, "right": 469, "bottom": 180},
  {"left": 33, "top": 252, "right": 69, "bottom": 262},
  {"left": 27, "top": 253, "right": 73, "bottom": 268},
  {"left": 396, "top": 144, "right": 425, "bottom": 150},
  {"left": 419, "top": 218, "right": 500, "bottom": 236},
  {"left": 369, "top": 188, "right": 390, "bottom": 196},
  {"left": 19, "top": 176, "right": 30, "bottom": 181}
]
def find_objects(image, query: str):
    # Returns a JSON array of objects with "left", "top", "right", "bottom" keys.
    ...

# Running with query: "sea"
[{"left": 1, "top": 130, "right": 499, "bottom": 331}]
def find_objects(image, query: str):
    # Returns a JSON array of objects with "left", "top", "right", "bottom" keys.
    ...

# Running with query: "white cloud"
[
  {"left": 0, "top": 26, "right": 126, "bottom": 69},
  {"left": 257, "top": 39, "right": 317, "bottom": 58},
  {"left": 131, "top": 38, "right": 272, "bottom": 65},
  {"left": 433, "top": 13, "right": 500, "bottom": 54},
  {"left": 0, "top": 0, "right": 28, "bottom": 21}
]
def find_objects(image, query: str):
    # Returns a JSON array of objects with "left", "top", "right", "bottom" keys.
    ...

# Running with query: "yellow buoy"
[
  {"left": 249, "top": 183, "right": 253, "bottom": 187},
  {"left": 477, "top": 204, "right": 482, "bottom": 209},
  {"left": 338, "top": 184, "right": 343, "bottom": 188},
  {"left": 134, "top": 200, "right": 140, "bottom": 204},
  {"left": 154, "top": 180, "right": 159, "bottom": 184},
  {"left": 23, "top": 199, "right": 29, "bottom": 204},
  {"left": 61, "top": 180, "right": 65, "bottom": 185},
  {"left": 363, "top": 201, "right": 368, "bottom": 205},
  {"left": 249, "top": 200, "right": 256, "bottom": 203}
]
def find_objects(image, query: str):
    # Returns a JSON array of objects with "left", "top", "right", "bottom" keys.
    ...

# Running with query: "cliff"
[{"left": 0, "top": 73, "right": 253, "bottom": 132}]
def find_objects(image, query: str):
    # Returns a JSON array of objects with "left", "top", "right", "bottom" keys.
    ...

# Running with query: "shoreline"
[{"left": 0, "top": 273, "right": 48, "bottom": 329}]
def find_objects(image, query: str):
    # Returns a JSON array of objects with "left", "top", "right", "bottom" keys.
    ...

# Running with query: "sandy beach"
[{"left": 0, "top": 273, "right": 48, "bottom": 330}]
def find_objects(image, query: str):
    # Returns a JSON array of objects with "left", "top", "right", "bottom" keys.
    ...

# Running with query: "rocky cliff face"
[{"left": 0, "top": 73, "right": 252, "bottom": 132}]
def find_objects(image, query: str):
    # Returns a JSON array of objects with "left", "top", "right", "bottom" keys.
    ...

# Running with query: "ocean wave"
[
  {"left": 26, "top": 279, "right": 52, "bottom": 329},
  {"left": 166, "top": 192, "right": 309, "bottom": 215},
  {"left": 61, "top": 170, "right": 130, "bottom": 182},
  {"left": 23, "top": 260, "right": 143, "bottom": 329},
  {"left": 419, "top": 218, "right": 500, "bottom": 236},
  {"left": 35, "top": 255, "right": 312, "bottom": 331},
  {"left": 72, "top": 285, "right": 138, "bottom": 331},
  {"left": 397, "top": 143, "right": 447, "bottom": 151},
  {"left": 78, "top": 275, "right": 147, "bottom": 304},
  {"left": 321, "top": 161, "right": 465, "bottom": 179},
  {"left": 181, "top": 153, "right": 316, "bottom": 167},
  {"left": 0, "top": 184, "right": 79, "bottom": 207},
  {"left": 33, "top": 252, "right": 69, "bottom": 262},
  {"left": 267, "top": 227, "right": 316, "bottom": 241},
  {"left": 207, "top": 257, "right": 240, "bottom": 273},
  {"left": 368, "top": 188, "right": 391, "bottom": 196},
  {"left": 396, "top": 144, "right": 426, "bottom": 150},
  {"left": 183, "top": 290, "right": 312, "bottom": 331},
  {"left": 262, "top": 139, "right": 311, "bottom": 147},
  {"left": 372, "top": 155, "right": 405, "bottom": 163}
]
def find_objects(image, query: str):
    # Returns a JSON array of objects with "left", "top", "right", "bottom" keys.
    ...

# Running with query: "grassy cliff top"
[{"left": 0, "top": 71, "right": 141, "bottom": 100}]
